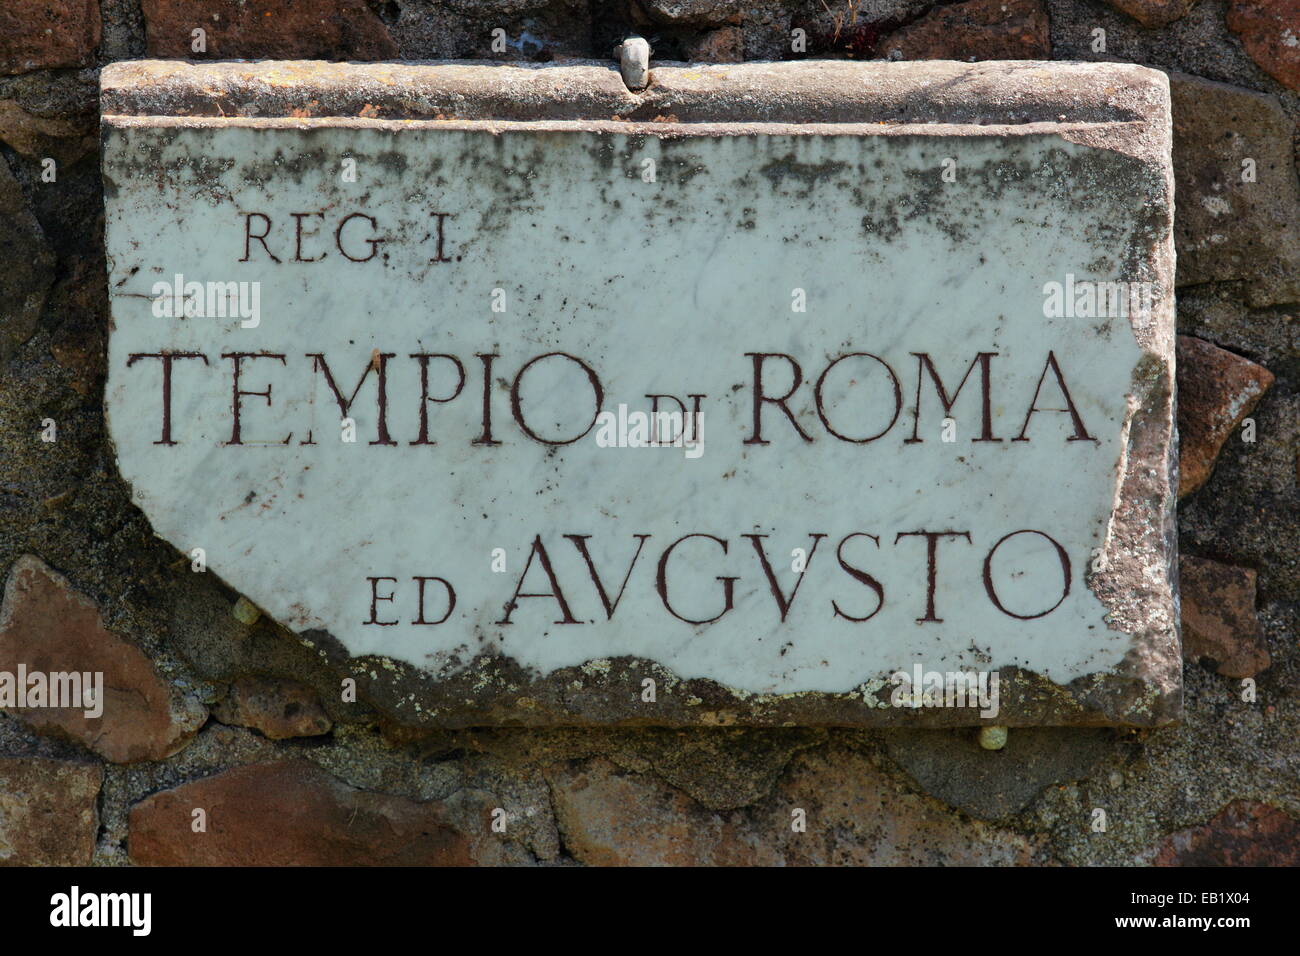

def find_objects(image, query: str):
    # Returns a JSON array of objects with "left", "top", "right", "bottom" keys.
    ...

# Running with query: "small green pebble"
[
  {"left": 978, "top": 725, "right": 1008, "bottom": 750},
  {"left": 231, "top": 596, "right": 261, "bottom": 625}
]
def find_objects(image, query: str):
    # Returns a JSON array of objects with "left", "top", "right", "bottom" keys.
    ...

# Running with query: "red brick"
[
  {"left": 1180, "top": 556, "right": 1270, "bottom": 678},
  {"left": 1157, "top": 801, "right": 1300, "bottom": 866},
  {"left": 140, "top": 0, "right": 397, "bottom": 60},
  {"left": 1176, "top": 336, "right": 1274, "bottom": 496},
  {"left": 1228, "top": 0, "right": 1300, "bottom": 91},
  {"left": 879, "top": 0, "right": 1049, "bottom": 61},
  {"left": 0, "top": 1, "right": 100, "bottom": 75},
  {"left": 129, "top": 759, "right": 475, "bottom": 866},
  {"left": 0, "top": 555, "right": 206, "bottom": 763}
]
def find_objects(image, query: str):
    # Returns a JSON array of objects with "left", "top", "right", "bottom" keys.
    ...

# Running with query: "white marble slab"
[{"left": 101, "top": 61, "right": 1179, "bottom": 725}]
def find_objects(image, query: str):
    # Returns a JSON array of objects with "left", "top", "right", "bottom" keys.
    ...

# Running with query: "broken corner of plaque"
[{"left": 100, "top": 59, "right": 1179, "bottom": 729}]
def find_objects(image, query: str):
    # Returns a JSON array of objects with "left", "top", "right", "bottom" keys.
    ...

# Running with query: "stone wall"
[{"left": 0, "top": 0, "right": 1295, "bottom": 866}]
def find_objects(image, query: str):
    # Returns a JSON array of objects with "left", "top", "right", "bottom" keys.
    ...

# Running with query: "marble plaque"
[{"left": 101, "top": 60, "right": 1179, "bottom": 727}]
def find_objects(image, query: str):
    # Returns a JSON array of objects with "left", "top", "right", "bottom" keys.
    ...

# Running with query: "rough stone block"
[
  {"left": 0, "top": 757, "right": 101, "bottom": 866},
  {"left": 1170, "top": 73, "right": 1300, "bottom": 308},
  {"left": 0, "top": 158, "right": 56, "bottom": 362}
]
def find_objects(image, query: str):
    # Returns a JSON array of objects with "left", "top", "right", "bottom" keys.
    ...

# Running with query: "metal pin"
[
  {"left": 978, "top": 725, "right": 1008, "bottom": 750},
  {"left": 616, "top": 36, "right": 651, "bottom": 92}
]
